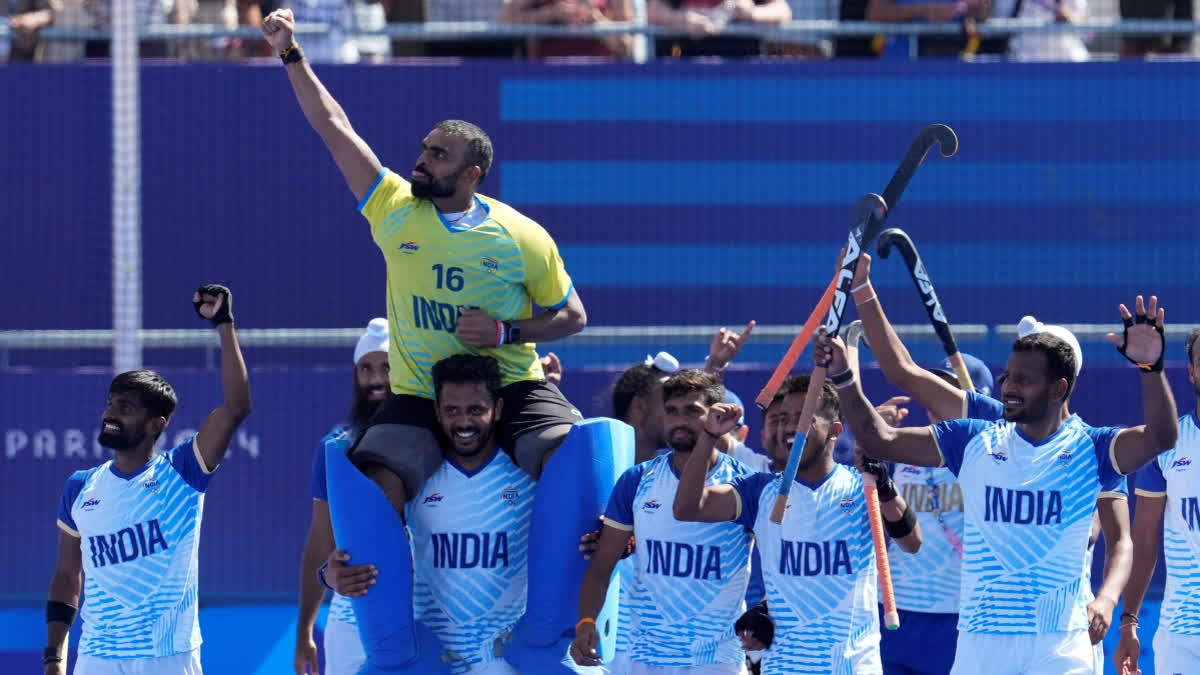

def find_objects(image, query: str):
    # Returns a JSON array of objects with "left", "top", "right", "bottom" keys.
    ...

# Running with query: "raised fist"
[
  {"left": 261, "top": 8, "right": 296, "bottom": 53},
  {"left": 193, "top": 284, "right": 233, "bottom": 326}
]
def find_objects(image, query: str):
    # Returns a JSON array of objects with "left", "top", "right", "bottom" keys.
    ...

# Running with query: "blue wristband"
[{"left": 317, "top": 561, "right": 333, "bottom": 591}]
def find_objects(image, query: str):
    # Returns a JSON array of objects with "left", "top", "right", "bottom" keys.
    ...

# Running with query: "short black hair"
[
  {"left": 1012, "top": 332, "right": 1077, "bottom": 397},
  {"left": 109, "top": 370, "right": 177, "bottom": 421},
  {"left": 435, "top": 120, "right": 493, "bottom": 185},
  {"left": 612, "top": 363, "right": 660, "bottom": 422},
  {"left": 780, "top": 374, "right": 840, "bottom": 422},
  {"left": 1186, "top": 327, "right": 1200, "bottom": 364},
  {"left": 432, "top": 354, "right": 502, "bottom": 404},
  {"left": 661, "top": 369, "right": 724, "bottom": 407}
]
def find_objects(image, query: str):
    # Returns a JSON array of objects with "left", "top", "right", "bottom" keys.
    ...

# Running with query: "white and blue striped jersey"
[
  {"left": 1133, "top": 412, "right": 1200, "bottom": 636},
  {"left": 405, "top": 449, "right": 535, "bottom": 674},
  {"left": 56, "top": 438, "right": 212, "bottom": 658},
  {"left": 309, "top": 424, "right": 357, "bottom": 626},
  {"left": 932, "top": 418, "right": 1126, "bottom": 634},
  {"left": 732, "top": 465, "right": 880, "bottom": 675},
  {"left": 604, "top": 453, "right": 754, "bottom": 667},
  {"left": 890, "top": 465, "right": 962, "bottom": 614}
]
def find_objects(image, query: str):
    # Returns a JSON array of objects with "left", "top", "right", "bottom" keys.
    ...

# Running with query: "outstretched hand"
[{"left": 1106, "top": 295, "right": 1165, "bottom": 372}]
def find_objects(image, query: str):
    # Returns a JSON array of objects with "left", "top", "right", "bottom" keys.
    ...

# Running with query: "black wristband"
[
  {"left": 46, "top": 600, "right": 78, "bottom": 626},
  {"left": 828, "top": 369, "right": 854, "bottom": 386},
  {"left": 875, "top": 478, "right": 898, "bottom": 504},
  {"left": 43, "top": 645, "right": 65, "bottom": 665},
  {"left": 884, "top": 504, "right": 917, "bottom": 539},
  {"left": 280, "top": 43, "right": 304, "bottom": 64},
  {"left": 1120, "top": 611, "right": 1139, "bottom": 624},
  {"left": 317, "top": 560, "right": 334, "bottom": 592}
]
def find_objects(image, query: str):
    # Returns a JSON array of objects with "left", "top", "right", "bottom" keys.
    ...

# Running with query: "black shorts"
[{"left": 351, "top": 380, "right": 581, "bottom": 485}]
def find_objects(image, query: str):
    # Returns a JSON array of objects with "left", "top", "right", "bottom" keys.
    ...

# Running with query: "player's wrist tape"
[
  {"left": 852, "top": 282, "right": 875, "bottom": 306},
  {"left": 874, "top": 477, "right": 898, "bottom": 503},
  {"left": 316, "top": 561, "right": 334, "bottom": 591},
  {"left": 280, "top": 43, "right": 304, "bottom": 64},
  {"left": 575, "top": 617, "right": 595, "bottom": 632},
  {"left": 1120, "top": 611, "right": 1139, "bottom": 625},
  {"left": 883, "top": 504, "right": 917, "bottom": 538},
  {"left": 828, "top": 369, "right": 854, "bottom": 386},
  {"left": 45, "top": 601, "right": 77, "bottom": 626},
  {"left": 42, "top": 645, "right": 65, "bottom": 665}
]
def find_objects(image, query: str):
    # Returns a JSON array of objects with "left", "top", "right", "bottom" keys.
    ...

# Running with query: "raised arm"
[
  {"left": 851, "top": 254, "right": 968, "bottom": 422},
  {"left": 43, "top": 530, "right": 82, "bottom": 675},
  {"left": 1106, "top": 296, "right": 1179, "bottom": 475},
  {"left": 193, "top": 285, "right": 252, "bottom": 473},
  {"left": 674, "top": 403, "right": 744, "bottom": 523},
  {"left": 816, "top": 329, "right": 944, "bottom": 467},
  {"left": 262, "top": 9, "right": 383, "bottom": 203}
]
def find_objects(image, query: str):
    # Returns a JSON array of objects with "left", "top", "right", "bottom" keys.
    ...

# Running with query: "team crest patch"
[
  {"left": 480, "top": 256, "right": 499, "bottom": 273},
  {"left": 1173, "top": 457, "right": 1192, "bottom": 471},
  {"left": 642, "top": 499, "right": 663, "bottom": 513},
  {"left": 81, "top": 497, "right": 101, "bottom": 511},
  {"left": 1057, "top": 452, "right": 1073, "bottom": 467},
  {"left": 991, "top": 450, "right": 1009, "bottom": 464},
  {"left": 501, "top": 487, "right": 520, "bottom": 506},
  {"left": 423, "top": 492, "right": 444, "bottom": 506},
  {"left": 143, "top": 478, "right": 161, "bottom": 493},
  {"left": 839, "top": 497, "right": 855, "bottom": 513}
]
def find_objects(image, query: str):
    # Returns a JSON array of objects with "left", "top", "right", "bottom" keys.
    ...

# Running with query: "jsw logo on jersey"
[
  {"left": 423, "top": 492, "right": 444, "bottom": 506},
  {"left": 641, "top": 499, "right": 663, "bottom": 513},
  {"left": 431, "top": 532, "right": 509, "bottom": 569},
  {"left": 87, "top": 519, "right": 169, "bottom": 568},
  {"left": 81, "top": 497, "right": 101, "bottom": 511},
  {"left": 779, "top": 539, "right": 853, "bottom": 577},
  {"left": 983, "top": 485, "right": 1062, "bottom": 525},
  {"left": 643, "top": 539, "right": 722, "bottom": 580},
  {"left": 900, "top": 466, "right": 924, "bottom": 477},
  {"left": 1173, "top": 457, "right": 1192, "bottom": 470},
  {"left": 990, "top": 450, "right": 1009, "bottom": 464},
  {"left": 399, "top": 241, "right": 420, "bottom": 253}
]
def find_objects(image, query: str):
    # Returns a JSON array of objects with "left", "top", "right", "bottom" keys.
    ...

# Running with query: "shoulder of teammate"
[
  {"left": 167, "top": 435, "right": 215, "bottom": 493},
  {"left": 603, "top": 462, "right": 650, "bottom": 530},
  {"left": 964, "top": 389, "right": 1004, "bottom": 422},
  {"left": 930, "top": 417, "right": 994, "bottom": 475},
  {"left": 359, "top": 168, "right": 414, "bottom": 233},
  {"left": 485, "top": 197, "right": 575, "bottom": 310},
  {"left": 57, "top": 469, "right": 94, "bottom": 537},
  {"left": 729, "top": 471, "right": 776, "bottom": 528}
]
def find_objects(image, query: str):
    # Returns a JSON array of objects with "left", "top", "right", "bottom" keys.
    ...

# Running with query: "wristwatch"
[{"left": 505, "top": 322, "right": 521, "bottom": 344}]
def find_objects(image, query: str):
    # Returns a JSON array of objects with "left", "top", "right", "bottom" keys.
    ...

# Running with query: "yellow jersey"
[{"left": 360, "top": 169, "right": 574, "bottom": 398}]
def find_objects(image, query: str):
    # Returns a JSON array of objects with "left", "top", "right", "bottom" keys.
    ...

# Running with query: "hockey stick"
[
  {"left": 876, "top": 228, "right": 975, "bottom": 393},
  {"left": 754, "top": 124, "right": 957, "bottom": 412},
  {"left": 842, "top": 320, "right": 900, "bottom": 630},
  {"left": 771, "top": 194, "right": 887, "bottom": 525}
]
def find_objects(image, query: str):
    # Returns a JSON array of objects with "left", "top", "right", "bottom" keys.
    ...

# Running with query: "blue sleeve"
[
  {"left": 603, "top": 465, "right": 644, "bottom": 529},
  {"left": 311, "top": 442, "right": 328, "bottom": 501},
  {"left": 745, "top": 548, "right": 766, "bottom": 606},
  {"left": 57, "top": 471, "right": 88, "bottom": 535},
  {"left": 731, "top": 473, "right": 773, "bottom": 530},
  {"left": 169, "top": 437, "right": 212, "bottom": 493},
  {"left": 1135, "top": 458, "right": 1167, "bottom": 495},
  {"left": 965, "top": 391, "right": 1004, "bottom": 422},
  {"left": 931, "top": 418, "right": 992, "bottom": 476},
  {"left": 1087, "top": 425, "right": 1128, "bottom": 492}
]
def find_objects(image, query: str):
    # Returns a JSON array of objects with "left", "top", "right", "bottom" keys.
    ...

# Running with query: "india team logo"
[
  {"left": 423, "top": 492, "right": 444, "bottom": 506},
  {"left": 642, "top": 499, "right": 662, "bottom": 513},
  {"left": 839, "top": 497, "right": 854, "bottom": 513},
  {"left": 991, "top": 450, "right": 1009, "bottom": 464},
  {"left": 81, "top": 497, "right": 101, "bottom": 511},
  {"left": 480, "top": 256, "right": 499, "bottom": 273},
  {"left": 1173, "top": 457, "right": 1192, "bottom": 471},
  {"left": 143, "top": 477, "right": 161, "bottom": 493},
  {"left": 1057, "top": 452, "right": 1073, "bottom": 467},
  {"left": 501, "top": 487, "right": 520, "bottom": 507}
]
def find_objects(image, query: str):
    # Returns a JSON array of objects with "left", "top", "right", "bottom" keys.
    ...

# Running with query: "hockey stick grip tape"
[
  {"left": 862, "top": 474, "right": 900, "bottom": 630},
  {"left": 756, "top": 275, "right": 838, "bottom": 411},
  {"left": 769, "top": 365, "right": 827, "bottom": 524},
  {"left": 948, "top": 352, "right": 976, "bottom": 394}
]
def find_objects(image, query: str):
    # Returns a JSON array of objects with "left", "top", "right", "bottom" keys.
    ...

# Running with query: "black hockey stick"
[{"left": 876, "top": 227, "right": 975, "bottom": 393}]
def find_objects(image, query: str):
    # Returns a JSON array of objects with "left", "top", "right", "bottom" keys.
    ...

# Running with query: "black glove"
[
  {"left": 734, "top": 602, "right": 774, "bottom": 650},
  {"left": 1115, "top": 311, "right": 1165, "bottom": 373},
  {"left": 194, "top": 284, "right": 234, "bottom": 326},
  {"left": 860, "top": 455, "right": 897, "bottom": 503}
]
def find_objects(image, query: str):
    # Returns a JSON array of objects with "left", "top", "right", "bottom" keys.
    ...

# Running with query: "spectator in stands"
[
  {"left": 865, "top": 0, "right": 989, "bottom": 58},
  {"left": 500, "top": 0, "right": 635, "bottom": 59},
  {"left": 76, "top": 0, "right": 195, "bottom": 58},
  {"left": 992, "top": 0, "right": 1089, "bottom": 60},
  {"left": 1120, "top": 0, "right": 1191, "bottom": 55},
  {"left": 4, "top": 0, "right": 54, "bottom": 61},
  {"left": 649, "top": 0, "right": 792, "bottom": 57},
  {"left": 424, "top": 0, "right": 523, "bottom": 58},
  {"left": 268, "top": 0, "right": 388, "bottom": 62}
]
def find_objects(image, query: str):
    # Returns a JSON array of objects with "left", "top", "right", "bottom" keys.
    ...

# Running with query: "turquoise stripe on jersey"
[{"left": 1152, "top": 414, "right": 1200, "bottom": 635}]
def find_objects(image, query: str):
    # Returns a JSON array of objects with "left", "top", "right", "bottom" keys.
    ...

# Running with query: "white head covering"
[
  {"left": 1017, "top": 315, "right": 1083, "bottom": 377},
  {"left": 354, "top": 318, "right": 389, "bottom": 365}
]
